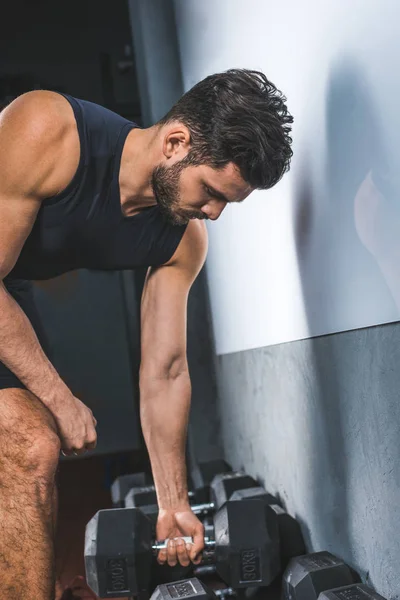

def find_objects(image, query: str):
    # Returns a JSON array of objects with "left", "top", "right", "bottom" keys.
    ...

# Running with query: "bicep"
[
  {"left": 0, "top": 193, "right": 41, "bottom": 278},
  {"left": 140, "top": 220, "right": 208, "bottom": 378},
  {"left": 140, "top": 265, "right": 190, "bottom": 378}
]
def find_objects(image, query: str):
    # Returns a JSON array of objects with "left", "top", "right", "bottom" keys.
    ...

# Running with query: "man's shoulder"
[
  {"left": 2, "top": 90, "right": 74, "bottom": 131},
  {"left": 0, "top": 91, "right": 80, "bottom": 199}
]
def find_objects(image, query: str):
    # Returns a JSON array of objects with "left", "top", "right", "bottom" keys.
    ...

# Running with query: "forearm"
[
  {"left": 139, "top": 370, "right": 191, "bottom": 510},
  {"left": 0, "top": 282, "right": 66, "bottom": 403}
]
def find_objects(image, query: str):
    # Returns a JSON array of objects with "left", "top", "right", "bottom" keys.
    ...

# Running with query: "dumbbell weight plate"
[
  {"left": 282, "top": 552, "right": 359, "bottom": 600},
  {"left": 85, "top": 508, "right": 153, "bottom": 598},
  {"left": 319, "top": 583, "right": 387, "bottom": 599},
  {"left": 210, "top": 472, "right": 259, "bottom": 510},
  {"left": 111, "top": 472, "right": 148, "bottom": 508},
  {"left": 214, "top": 498, "right": 280, "bottom": 588},
  {"left": 151, "top": 578, "right": 218, "bottom": 600}
]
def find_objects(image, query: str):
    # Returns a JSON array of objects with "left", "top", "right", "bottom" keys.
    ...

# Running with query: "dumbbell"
[
  {"left": 85, "top": 498, "right": 281, "bottom": 598},
  {"left": 319, "top": 584, "right": 387, "bottom": 599},
  {"left": 193, "top": 487, "right": 304, "bottom": 574},
  {"left": 282, "top": 552, "right": 360, "bottom": 600},
  {"left": 150, "top": 578, "right": 236, "bottom": 600},
  {"left": 189, "top": 459, "right": 232, "bottom": 504},
  {"left": 116, "top": 481, "right": 300, "bottom": 590},
  {"left": 233, "top": 496, "right": 305, "bottom": 568},
  {"left": 210, "top": 472, "right": 269, "bottom": 508},
  {"left": 111, "top": 472, "right": 151, "bottom": 508}
]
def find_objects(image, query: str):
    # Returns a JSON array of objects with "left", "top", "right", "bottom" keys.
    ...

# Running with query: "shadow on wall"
[{"left": 293, "top": 57, "right": 400, "bottom": 594}]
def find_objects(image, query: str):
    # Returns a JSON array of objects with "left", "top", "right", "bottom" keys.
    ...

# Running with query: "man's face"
[{"left": 151, "top": 158, "right": 253, "bottom": 226}]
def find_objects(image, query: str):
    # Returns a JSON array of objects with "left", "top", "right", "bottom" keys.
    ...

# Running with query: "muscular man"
[{"left": 0, "top": 69, "right": 293, "bottom": 599}]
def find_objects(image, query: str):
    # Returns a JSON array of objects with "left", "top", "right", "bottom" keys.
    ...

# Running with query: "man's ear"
[{"left": 162, "top": 123, "right": 191, "bottom": 159}]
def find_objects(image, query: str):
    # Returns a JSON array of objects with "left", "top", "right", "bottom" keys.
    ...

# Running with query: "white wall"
[{"left": 174, "top": 0, "right": 400, "bottom": 355}]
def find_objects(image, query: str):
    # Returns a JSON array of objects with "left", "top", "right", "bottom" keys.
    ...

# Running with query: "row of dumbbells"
[
  {"left": 85, "top": 461, "right": 387, "bottom": 599},
  {"left": 85, "top": 461, "right": 306, "bottom": 598},
  {"left": 143, "top": 561, "right": 387, "bottom": 600},
  {"left": 147, "top": 550, "right": 387, "bottom": 600}
]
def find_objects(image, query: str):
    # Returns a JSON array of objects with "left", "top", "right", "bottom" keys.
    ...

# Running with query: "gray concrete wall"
[
  {"left": 127, "top": 0, "right": 222, "bottom": 461},
  {"left": 216, "top": 323, "right": 400, "bottom": 599}
]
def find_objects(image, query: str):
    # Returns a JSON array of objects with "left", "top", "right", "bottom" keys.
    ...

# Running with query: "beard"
[{"left": 151, "top": 158, "right": 207, "bottom": 226}]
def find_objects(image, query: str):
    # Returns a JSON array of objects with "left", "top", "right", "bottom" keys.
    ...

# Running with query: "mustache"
[{"left": 184, "top": 211, "right": 208, "bottom": 220}]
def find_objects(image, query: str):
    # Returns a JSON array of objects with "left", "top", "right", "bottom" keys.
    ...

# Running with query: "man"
[{"left": 0, "top": 69, "right": 293, "bottom": 599}]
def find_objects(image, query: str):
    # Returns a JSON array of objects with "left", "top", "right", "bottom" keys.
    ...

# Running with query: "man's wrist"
[
  {"left": 39, "top": 376, "right": 70, "bottom": 408},
  {"left": 158, "top": 501, "right": 192, "bottom": 512},
  {"left": 156, "top": 485, "right": 190, "bottom": 511}
]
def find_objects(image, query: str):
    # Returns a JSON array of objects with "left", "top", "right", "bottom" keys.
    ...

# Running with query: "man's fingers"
[
  {"left": 157, "top": 554, "right": 167, "bottom": 565},
  {"left": 176, "top": 539, "right": 190, "bottom": 567},
  {"left": 167, "top": 539, "right": 177, "bottom": 567},
  {"left": 157, "top": 547, "right": 167, "bottom": 565},
  {"left": 191, "top": 549, "right": 203, "bottom": 564},
  {"left": 85, "top": 440, "right": 97, "bottom": 450},
  {"left": 191, "top": 529, "right": 205, "bottom": 563}
]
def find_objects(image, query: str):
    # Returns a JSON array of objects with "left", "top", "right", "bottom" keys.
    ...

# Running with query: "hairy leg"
[{"left": 0, "top": 387, "right": 60, "bottom": 599}]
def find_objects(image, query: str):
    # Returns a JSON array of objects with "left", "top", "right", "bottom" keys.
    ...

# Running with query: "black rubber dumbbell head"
[
  {"left": 151, "top": 578, "right": 218, "bottom": 600},
  {"left": 229, "top": 485, "right": 276, "bottom": 504},
  {"left": 85, "top": 507, "right": 153, "bottom": 598},
  {"left": 319, "top": 583, "right": 387, "bottom": 599},
  {"left": 190, "top": 459, "right": 232, "bottom": 504},
  {"left": 125, "top": 485, "right": 158, "bottom": 509},
  {"left": 269, "top": 504, "right": 306, "bottom": 567},
  {"left": 111, "top": 472, "right": 148, "bottom": 507},
  {"left": 229, "top": 487, "right": 306, "bottom": 568},
  {"left": 214, "top": 498, "right": 280, "bottom": 588},
  {"left": 282, "top": 552, "right": 359, "bottom": 600},
  {"left": 210, "top": 472, "right": 259, "bottom": 509}
]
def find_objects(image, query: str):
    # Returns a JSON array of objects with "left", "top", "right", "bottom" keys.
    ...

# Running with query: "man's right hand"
[{"left": 45, "top": 387, "right": 97, "bottom": 456}]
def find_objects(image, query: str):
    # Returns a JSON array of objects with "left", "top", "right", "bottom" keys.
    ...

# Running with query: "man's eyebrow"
[{"left": 204, "top": 183, "right": 230, "bottom": 203}]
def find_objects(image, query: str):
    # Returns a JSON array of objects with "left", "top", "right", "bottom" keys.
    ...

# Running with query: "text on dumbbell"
[
  {"left": 239, "top": 548, "right": 261, "bottom": 583},
  {"left": 106, "top": 558, "right": 129, "bottom": 593}
]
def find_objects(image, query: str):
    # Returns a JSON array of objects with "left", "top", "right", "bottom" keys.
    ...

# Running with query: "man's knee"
[{"left": 0, "top": 388, "right": 60, "bottom": 475}]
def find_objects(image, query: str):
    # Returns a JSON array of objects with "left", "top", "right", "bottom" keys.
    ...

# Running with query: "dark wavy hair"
[{"left": 158, "top": 69, "right": 294, "bottom": 190}]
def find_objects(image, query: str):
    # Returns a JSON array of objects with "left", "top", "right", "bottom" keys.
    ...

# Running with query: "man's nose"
[{"left": 202, "top": 201, "right": 227, "bottom": 221}]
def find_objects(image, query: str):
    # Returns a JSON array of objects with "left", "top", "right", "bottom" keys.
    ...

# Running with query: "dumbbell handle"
[
  {"left": 215, "top": 588, "right": 236, "bottom": 599},
  {"left": 134, "top": 485, "right": 195, "bottom": 499},
  {"left": 194, "top": 565, "right": 216, "bottom": 577},
  {"left": 152, "top": 536, "right": 216, "bottom": 552},
  {"left": 191, "top": 501, "right": 214, "bottom": 515}
]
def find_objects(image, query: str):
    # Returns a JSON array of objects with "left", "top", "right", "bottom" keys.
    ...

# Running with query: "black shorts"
[{"left": 0, "top": 277, "right": 51, "bottom": 390}]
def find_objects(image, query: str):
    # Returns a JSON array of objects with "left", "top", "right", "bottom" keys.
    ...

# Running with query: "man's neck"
[{"left": 119, "top": 126, "right": 159, "bottom": 217}]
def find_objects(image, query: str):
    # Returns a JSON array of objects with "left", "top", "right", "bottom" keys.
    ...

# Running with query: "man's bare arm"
[
  {"left": 0, "top": 91, "right": 79, "bottom": 402},
  {"left": 139, "top": 219, "right": 208, "bottom": 510},
  {"left": 0, "top": 91, "right": 96, "bottom": 454}
]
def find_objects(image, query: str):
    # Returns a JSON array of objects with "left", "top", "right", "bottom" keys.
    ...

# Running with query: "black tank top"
[{"left": 8, "top": 94, "right": 187, "bottom": 281}]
